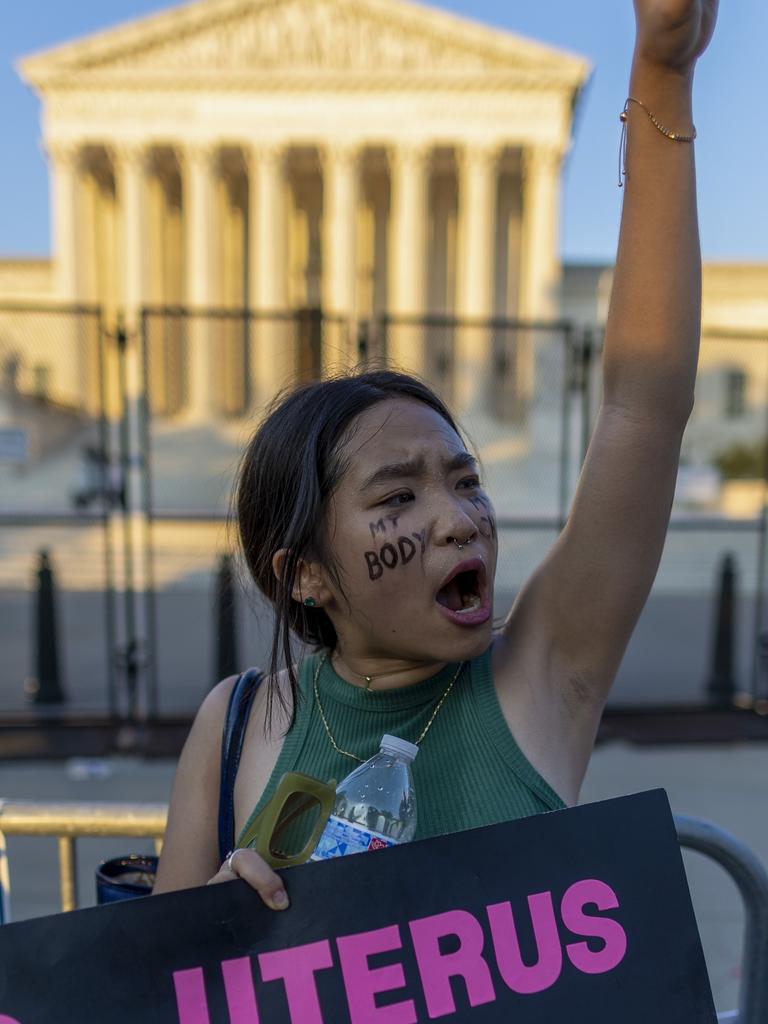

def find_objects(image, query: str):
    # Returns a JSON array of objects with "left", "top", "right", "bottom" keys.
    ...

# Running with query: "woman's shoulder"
[
  {"left": 240, "top": 666, "right": 300, "bottom": 741},
  {"left": 191, "top": 673, "right": 240, "bottom": 739},
  {"left": 192, "top": 667, "right": 288, "bottom": 741},
  {"left": 206, "top": 653, "right": 320, "bottom": 743}
]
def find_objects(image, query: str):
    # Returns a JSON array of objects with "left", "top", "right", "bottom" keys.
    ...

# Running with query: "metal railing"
[
  {"left": 0, "top": 800, "right": 765, "bottom": 1021},
  {"left": 675, "top": 814, "right": 768, "bottom": 1024},
  {"left": 0, "top": 798, "right": 166, "bottom": 914}
]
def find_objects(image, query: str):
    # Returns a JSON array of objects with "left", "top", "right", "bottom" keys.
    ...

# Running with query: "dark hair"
[{"left": 233, "top": 369, "right": 463, "bottom": 731}]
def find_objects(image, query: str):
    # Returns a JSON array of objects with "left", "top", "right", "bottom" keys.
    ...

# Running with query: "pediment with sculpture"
[{"left": 20, "top": 0, "right": 588, "bottom": 88}]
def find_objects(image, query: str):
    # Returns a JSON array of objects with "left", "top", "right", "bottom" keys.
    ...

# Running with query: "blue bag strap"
[{"left": 217, "top": 668, "right": 265, "bottom": 866}]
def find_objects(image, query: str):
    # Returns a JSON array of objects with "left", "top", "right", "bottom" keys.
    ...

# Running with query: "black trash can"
[{"left": 95, "top": 854, "right": 158, "bottom": 904}]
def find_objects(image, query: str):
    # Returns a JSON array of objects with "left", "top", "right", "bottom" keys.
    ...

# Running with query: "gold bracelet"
[{"left": 618, "top": 96, "right": 697, "bottom": 187}]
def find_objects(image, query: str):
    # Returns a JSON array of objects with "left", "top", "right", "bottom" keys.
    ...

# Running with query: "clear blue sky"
[{"left": 2, "top": 0, "right": 766, "bottom": 263}]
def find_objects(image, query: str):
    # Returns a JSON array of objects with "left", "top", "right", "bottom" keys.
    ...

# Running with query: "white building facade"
[
  {"left": 1, "top": 0, "right": 765, "bottom": 511},
  {"left": 10, "top": 0, "right": 588, "bottom": 415}
]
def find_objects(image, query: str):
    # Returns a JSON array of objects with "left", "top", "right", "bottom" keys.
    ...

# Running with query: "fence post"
[
  {"left": 214, "top": 553, "right": 239, "bottom": 683},
  {"left": 30, "top": 549, "right": 66, "bottom": 705},
  {"left": 378, "top": 313, "right": 390, "bottom": 369},
  {"left": 707, "top": 553, "right": 737, "bottom": 705},
  {"left": 558, "top": 325, "right": 575, "bottom": 530},
  {"left": 357, "top": 320, "right": 370, "bottom": 363}
]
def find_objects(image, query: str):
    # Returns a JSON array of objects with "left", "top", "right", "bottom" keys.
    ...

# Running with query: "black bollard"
[
  {"left": 31, "top": 549, "right": 66, "bottom": 704},
  {"left": 214, "top": 553, "right": 239, "bottom": 683},
  {"left": 706, "top": 553, "right": 737, "bottom": 706}
]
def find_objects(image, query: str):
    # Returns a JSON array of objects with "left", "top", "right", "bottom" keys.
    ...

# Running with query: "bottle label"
[{"left": 311, "top": 815, "right": 399, "bottom": 861}]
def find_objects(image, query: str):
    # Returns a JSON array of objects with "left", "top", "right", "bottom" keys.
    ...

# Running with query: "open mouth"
[{"left": 435, "top": 558, "right": 487, "bottom": 617}]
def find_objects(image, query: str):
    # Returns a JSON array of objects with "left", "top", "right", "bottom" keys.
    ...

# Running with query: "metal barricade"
[
  {"left": 675, "top": 814, "right": 768, "bottom": 1024},
  {"left": 0, "top": 798, "right": 167, "bottom": 917}
]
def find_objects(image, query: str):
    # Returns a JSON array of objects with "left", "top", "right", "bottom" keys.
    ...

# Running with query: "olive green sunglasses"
[{"left": 237, "top": 772, "right": 337, "bottom": 869}]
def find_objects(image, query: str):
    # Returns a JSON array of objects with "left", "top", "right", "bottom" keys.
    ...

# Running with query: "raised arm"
[
  {"left": 605, "top": 0, "right": 717, "bottom": 423},
  {"left": 495, "top": 1, "right": 719, "bottom": 802}
]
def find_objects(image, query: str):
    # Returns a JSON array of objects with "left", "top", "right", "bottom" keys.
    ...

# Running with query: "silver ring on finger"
[{"left": 226, "top": 848, "right": 245, "bottom": 874}]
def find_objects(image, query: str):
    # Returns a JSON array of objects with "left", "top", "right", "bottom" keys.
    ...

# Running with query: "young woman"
[{"left": 153, "top": 0, "right": 719, "bottom": 912}]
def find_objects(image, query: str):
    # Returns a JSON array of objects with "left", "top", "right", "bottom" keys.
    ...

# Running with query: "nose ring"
[{"left": 453, "top": 536, "right": 473, "bottom": 551}]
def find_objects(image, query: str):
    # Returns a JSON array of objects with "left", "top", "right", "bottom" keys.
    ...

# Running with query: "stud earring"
[{"left": 303, "top": 596, "right": 317, "bottom": 608}]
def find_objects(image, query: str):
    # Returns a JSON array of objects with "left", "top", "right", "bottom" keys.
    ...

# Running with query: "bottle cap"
[{"left": 379, "top": 734, "right": 419, "bottom": 761}]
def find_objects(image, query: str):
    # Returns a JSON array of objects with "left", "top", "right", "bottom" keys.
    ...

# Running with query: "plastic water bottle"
[{"left": 311, "top": 734, "right": 418, "bottom": 860}]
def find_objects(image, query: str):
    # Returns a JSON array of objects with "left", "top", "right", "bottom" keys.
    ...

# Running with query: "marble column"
[
  {"left": 113, "top": 143, "right": 152, "bottom": 614},
  {"left": 248, "top": 143, "right": 288, "bottom": 404},
  {"left": 44, "top": 141, "right": 87, "bottom": 412},
  {"left": 116, "top": 143, "right": 148, "bottom": 331},
  {"left": 519, "top": 143, "right": 562, "bottom": 320},
  {"left": 518, "top": 143, "right": 563, "bottom": 417},
  {"left": 388, "top": 143, "right": 429, "bottom": 375},
  {"left": 456, "top": 143, "right": 497, "bottom": 412},
  {"left": 322, "top": 143, "right": 359, "bottom": 367},
  {"left": 47, "top": 141, "right": 82, "bottom": 303},
  {"left": 183, "top": 143, "right": 217, "bottom": 418},
  {"left": 249, "top": 144, "right": 286, "bottom": 312}
]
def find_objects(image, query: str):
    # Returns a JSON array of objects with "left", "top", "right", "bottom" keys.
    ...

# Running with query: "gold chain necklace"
[{"left": 313, "top": 653, "right": 465, "bottom": 764}]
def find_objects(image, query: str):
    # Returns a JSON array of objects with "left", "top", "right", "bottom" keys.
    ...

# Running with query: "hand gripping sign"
[{"left": 0, "top": 790, "right": 716, "bottom": 1023}]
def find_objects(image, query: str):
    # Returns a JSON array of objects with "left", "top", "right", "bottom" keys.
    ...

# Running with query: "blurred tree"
[{"left": 713, "top": 440, "right": 768, "bottom": 480}]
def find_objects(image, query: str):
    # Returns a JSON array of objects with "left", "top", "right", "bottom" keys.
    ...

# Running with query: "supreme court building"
[
  {"left": 6, "top": 0, "right": 590, "bottom": 419},
  {"left": 2, "top": 0, "right": 767, "bottom": 474}
]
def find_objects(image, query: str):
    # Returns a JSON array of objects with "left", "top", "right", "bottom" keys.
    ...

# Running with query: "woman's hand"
[
  {"left": 633, "top": 0, "right": 719, "bottom": 74},
  {"left": 207, "top": 848, "right": 290, "bottom": 911}
]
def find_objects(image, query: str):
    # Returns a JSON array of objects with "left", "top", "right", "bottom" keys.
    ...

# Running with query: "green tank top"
[{"left": 236, "top": 644, "right": 566, "bottom": 847}]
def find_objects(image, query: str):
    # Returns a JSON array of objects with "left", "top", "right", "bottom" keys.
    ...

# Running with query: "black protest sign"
[{"left": 0, "top": 789, "right": 716, "bottom": 1023}]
